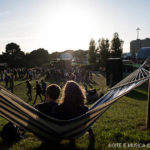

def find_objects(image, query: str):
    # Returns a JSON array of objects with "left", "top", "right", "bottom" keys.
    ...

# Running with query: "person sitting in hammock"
[
  {"left": 35, "top": 84, "right": 61, "bottom": 116},
  {"left": 52, "top": 80, "right": 94, "bottom": 138}
]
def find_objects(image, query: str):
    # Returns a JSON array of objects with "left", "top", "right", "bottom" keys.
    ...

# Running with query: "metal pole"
[
  {"left": 136, "top": 28, "right": 140, "bottom": 39},
  {"left": 147, "top": 69, "right": 150, "bottom": 129},
  {"left": 11, "top": 74, "right": 14, "bottom": 93}
]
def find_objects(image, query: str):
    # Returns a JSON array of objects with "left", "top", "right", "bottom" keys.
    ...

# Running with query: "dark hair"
[
  {"left": 60, "top": 81, "right": 86, "bottom": 107},
  {"left": 46, "top": 84, "right": 61, "bottom": 100}
]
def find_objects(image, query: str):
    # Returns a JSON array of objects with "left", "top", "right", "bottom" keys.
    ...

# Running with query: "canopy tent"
[
  {"left": 0, "top": 58, "right": 150, "bottom": 142},
  {"left": 137, "top": 47, "right": 150, "bottom": 59}
]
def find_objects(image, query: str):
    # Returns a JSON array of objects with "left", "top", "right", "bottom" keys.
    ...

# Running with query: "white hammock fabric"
[{"left": 0, "top": 59, "right": 150, "bottom": 141}]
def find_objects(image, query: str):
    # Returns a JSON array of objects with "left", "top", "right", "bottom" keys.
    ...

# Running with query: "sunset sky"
[{"left": 0, "top": 0, "right": 150, "bottom": 54}]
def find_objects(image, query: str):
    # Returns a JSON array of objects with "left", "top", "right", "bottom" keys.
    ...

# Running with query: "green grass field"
[{"left": 0, "top": 72, "right": 150, "bottom": 150}]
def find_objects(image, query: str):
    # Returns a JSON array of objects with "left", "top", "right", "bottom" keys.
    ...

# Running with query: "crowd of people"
[
  {"left": 45, "top": 67, "right": 92, "bottom": 82},
  {"left": 0, "top": 67, "right": 93, "bottom": 83}
]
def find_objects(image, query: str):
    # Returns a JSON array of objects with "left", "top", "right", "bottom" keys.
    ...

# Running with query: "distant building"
[{"left": 130, "top": 38, "right": 150, "bottom": 52}]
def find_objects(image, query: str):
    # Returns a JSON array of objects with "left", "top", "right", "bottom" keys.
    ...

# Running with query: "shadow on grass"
[
  {"left": 125, "top": 90, "right": 147, "bottom": 101},
  {"left": 14, "top": 82, "right": 26, "bottom": 87},
  {"left": 33, "top": 138, "right": 95, "bottom": 150},
  {"left": 89, "top": 80, "right": 98, "bottom": 85},
  {"left": 0, "top": 140, "right": 15, "bottom": 150}
]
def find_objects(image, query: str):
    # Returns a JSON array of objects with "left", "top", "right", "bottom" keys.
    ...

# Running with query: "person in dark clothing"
[
  {"left": 41, "top": 80, "right": 47, "bottom": 101},
  {"left": 35, "top": 84, "right": 61, "bottom": 116},
  {"left": 26, "top": 80, "right": 32, "bottom": 99},
  {"left": 52, "top": 80, "right": 94, "bottom": 138},
  {"left": 4, "top": 74, "right": 9, "bottom": 88},
  {"left": 33, "top": 81, "right": 43, "bottom": 105}
]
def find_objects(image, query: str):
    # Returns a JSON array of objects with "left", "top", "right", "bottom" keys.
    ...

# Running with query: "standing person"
[
  {"left": 41, "top": 80, "right": 47, "bottom": 101},
  {"left": 0, "top": 70, "right": 3, "bottom": 81},
  {"left": 86, "top": 69, "right": 89, "bottom": 82},
  {"left": 26, "top": 80, "right": 32, "bottom": 99},
  {"left": 35, "top": 84, "right": 61, "bottom": 116},
  {"left": 81, "top": 69, "right": 85, "bottom": 83},
  {"left": 33, "top": 81, "right": 43, "bottom": 105},
  {"left": 28, "top": 69, "right": 32, "bottom": 81},
  {"left": 4, "top": 74, "right": 9, "bottom": 88},
  {"left": 52, "top": 80, "right": 94, "bottom": 138},
  {"left": 13, "top": 69, "right": 17, "bottom": 79}
]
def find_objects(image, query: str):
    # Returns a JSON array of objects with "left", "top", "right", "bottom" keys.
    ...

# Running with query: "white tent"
[{"left": 61, "top": 53, "right": 73, "bottom": 60}]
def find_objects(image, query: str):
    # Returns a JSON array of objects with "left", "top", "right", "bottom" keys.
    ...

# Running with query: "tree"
[
  {"left": 73, "top": 50, "right": 88, "bottom": 58},
  {"left": 51, "top": 51, "right": 61, "bottom": 60},
  {"left": 88, "top": 38, "right": 96, "bottom": 63},
  {"left": 29, "top": 48, "right": 50, "bottom": 63},
  {"left": 6, "top": 42, "right": 21, "bottom": 56},
  {"left": 110, "top": 32, "right": 124, "bottom": 58},
  {"left": 98, "top": 38, "right": 110, "bottom": 65}
]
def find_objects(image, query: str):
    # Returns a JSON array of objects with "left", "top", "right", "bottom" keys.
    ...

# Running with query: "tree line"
[
  {"left": 0, "top": 43, "right": 88, "bottom": 68},
  {"left": 88, "top": 32, "right": 124, "bottom": 65},
  {"left": 0, "top": 32, "right": 123, "bottom": 68}
]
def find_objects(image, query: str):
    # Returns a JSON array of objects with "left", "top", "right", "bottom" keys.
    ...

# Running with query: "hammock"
[{"left": 0, "top": 59, "right": 150, "bottom": 142}]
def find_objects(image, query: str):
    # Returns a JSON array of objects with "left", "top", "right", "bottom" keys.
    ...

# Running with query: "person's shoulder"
[
  {"left": 35, "top": 102, "right": 58, "bottom": 108},
  {"left": 53, "top": 103, "right": 64, "bottom": 111},
  {"left": 83, "top": 105, "right": 89, "bottom": 111},
  {"left": 35, "top": 102, "right": 45, "bottom": 109}
]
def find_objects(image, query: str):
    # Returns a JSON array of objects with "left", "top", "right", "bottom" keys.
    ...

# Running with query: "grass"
[{"left": 0, "top": 72, "right": 150, "bottom": 150}]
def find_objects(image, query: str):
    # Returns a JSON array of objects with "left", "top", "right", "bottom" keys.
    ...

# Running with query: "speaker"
[{"left": 106, "top": 58, "right": 123, "bottom": 86}]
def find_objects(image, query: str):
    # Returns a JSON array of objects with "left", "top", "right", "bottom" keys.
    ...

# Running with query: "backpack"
[{"left": 0, "top": 122, "right": 25, "bottom": 142}]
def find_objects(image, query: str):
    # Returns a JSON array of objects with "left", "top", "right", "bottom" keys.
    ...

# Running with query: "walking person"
[
  {"left": 33, "top": 81, "right": 43, "bottom": 105},
  {"left": 4, "top": 74, "right": 9, "bottom": 88},
  {"left": 41, "top": 80, "right": 47, "bottom": 101},
  {"left": 26, "top": 80, "right": 32, "bottom": 99}
]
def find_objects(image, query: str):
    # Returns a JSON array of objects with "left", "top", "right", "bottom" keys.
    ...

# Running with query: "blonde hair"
[{"left": 60, "top": 80, "right": 86, "bottom": 107}]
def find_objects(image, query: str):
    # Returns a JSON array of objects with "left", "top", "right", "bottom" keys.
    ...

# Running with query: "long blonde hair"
[{"left": 60, "top": 80, "right": 86, "bottom": 107}]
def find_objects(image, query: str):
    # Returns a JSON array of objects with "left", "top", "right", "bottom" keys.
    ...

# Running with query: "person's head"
[
  {"left": 60, "top": 81, "right": 86, "bottom": 107},
  {"left": 46, "top": 84, "right": 61, "bottom": 103},
  {"left": 41, "top": 80, "right": 43, "bottom": 83},
  {"left": 36, "top": 81, "right": 38, "bottom": 85}
]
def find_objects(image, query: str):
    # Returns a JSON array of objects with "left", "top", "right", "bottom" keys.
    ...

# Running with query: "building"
[{"left": 130, "top": 38, "right": 150, "bottom": 52}]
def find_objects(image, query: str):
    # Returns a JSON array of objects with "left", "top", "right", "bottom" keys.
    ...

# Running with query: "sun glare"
[{"left": 40, "top": 6, "right": 93, "bottom": 52}]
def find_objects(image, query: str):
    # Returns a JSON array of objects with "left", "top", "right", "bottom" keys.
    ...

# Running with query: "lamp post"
[
  {"left": 136, "top": 28, "right": 140, "bottom": 52},
  {"left": 136, "top": 28, "right": 140, "bottom": 39}
]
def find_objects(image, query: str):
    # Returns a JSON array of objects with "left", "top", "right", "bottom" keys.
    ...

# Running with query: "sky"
[{"left": 0, "top": 0, "right": 150, "bottom": 54}]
